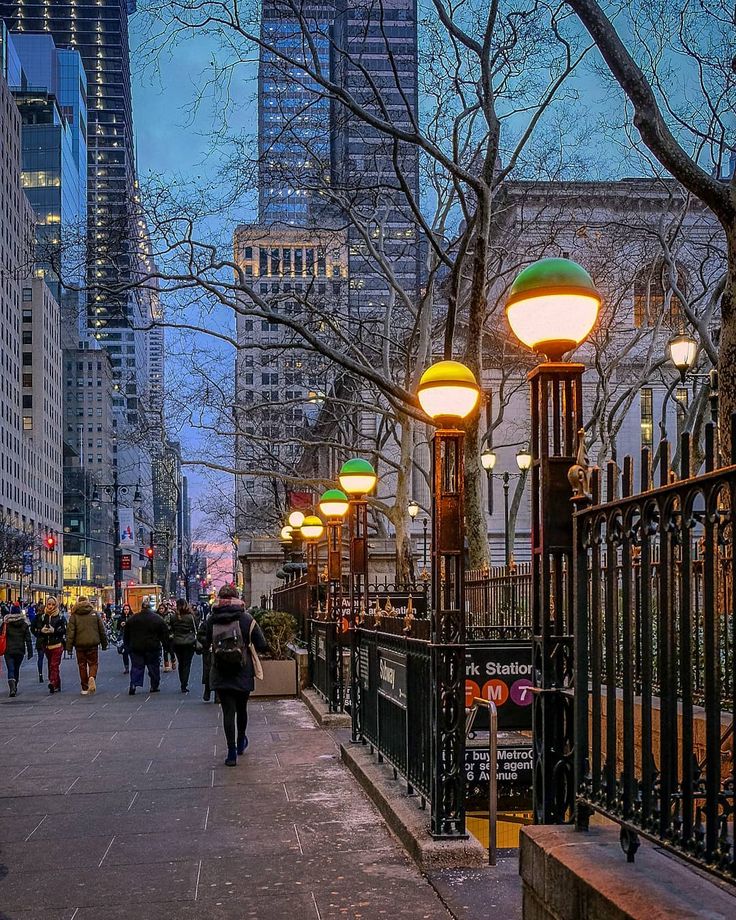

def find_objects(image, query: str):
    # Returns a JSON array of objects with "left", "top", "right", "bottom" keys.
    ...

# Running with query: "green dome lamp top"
[
  {"left": 506, "top": 257, "right": 602, "bottom": 362},
  {"left": 338, "top": 458, "right": 378, "bottom": 496},
  {"left": 319, "top": 488, "right": 350, "bottom": 518}
]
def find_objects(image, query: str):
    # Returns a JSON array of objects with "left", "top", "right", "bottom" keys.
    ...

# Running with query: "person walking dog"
[
  {"left": 124, "top": 600, "right": 169, "bottom": 695},
  {"left": 203, "top": 585, "right": 268, "bottom": 767},
  {"left": 66, "top": 597, "right": 108, "bottom": 694},
  {"left": 34, "top": 597, "right": 67, "bottom": 693}
]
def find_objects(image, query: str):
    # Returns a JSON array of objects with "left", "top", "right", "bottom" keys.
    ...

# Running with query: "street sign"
[
  {"left": 22, "top": 551, "right": 33, "bottom": 575},
  {"left": 377, "top": 647, "right": 407, "bottom": 709},
  {"left": 466, "top": 742, "right": 533, "bottom": 811},
  {"left": 120, "top": 554, "right": 132, "bottom": 571},
  {"left": 465, "top": 643, "right": 533, "bottom": 730}
]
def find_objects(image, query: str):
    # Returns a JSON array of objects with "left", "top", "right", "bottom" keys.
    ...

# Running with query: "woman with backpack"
[
  {"left": 170, "top": 599, "right": 198, "bottom": 693},
  {"left": 203, "top": 585, "right": 268, "bottom": 766}
]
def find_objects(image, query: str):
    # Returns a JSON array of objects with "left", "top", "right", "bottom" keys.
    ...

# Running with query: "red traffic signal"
[
  {"left": 145, "top": 546, "right": 155, "bottom": 559},
  {"left": 45, "top": 534, "right": 56, "bottom": 551}
]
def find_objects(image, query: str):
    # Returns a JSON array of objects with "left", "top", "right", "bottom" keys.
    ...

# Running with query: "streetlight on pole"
[
  {"left": 319, "top": 488, "right": 350, "bottom": 710},
  {"left": 505, "top": 256, "right": 601, "bottom": 825},
  {"left": 417, "top": 358, "right": 480, "bottom": 839},
  {"left": 92, "top": 473, "right": 142, "bottom": 611},
  {"left": 338, "top": 458, "right": 377, "bottom": 741},
  {"left": 480, "top": 448, "right": 532, "bottom": 566}
]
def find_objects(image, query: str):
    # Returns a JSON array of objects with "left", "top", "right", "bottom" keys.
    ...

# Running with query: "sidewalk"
[{"left": 0, "top": 654, "right": 453, "bottom": 919}]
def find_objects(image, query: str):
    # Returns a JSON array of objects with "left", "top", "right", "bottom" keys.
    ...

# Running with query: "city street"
[{"left": 0, "top": 656, "right": 452, "bottom": 920}]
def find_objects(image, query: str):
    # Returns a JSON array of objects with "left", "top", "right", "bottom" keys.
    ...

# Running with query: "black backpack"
[{"left": 212, "top": 620, "right": 245, "bottom": 667}]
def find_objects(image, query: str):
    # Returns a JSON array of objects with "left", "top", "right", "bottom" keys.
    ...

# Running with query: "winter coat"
[
  {"left": 123, "top": 608, "right": 169, "bottom": 655},
  {"left": 66, "top": 599, "right": 108, "bottom": 651},
  {"left": 203, "top": 601, "right": 268, "bottom": 693},
  {"left": 32, "top": 612, "right": 66, "bottom": 649},
  {"left": 170, "top": 613, "right": 197, "bottom": 647},
  {"left": 3, "top": 612, "right": 33, "bottom": 658}
]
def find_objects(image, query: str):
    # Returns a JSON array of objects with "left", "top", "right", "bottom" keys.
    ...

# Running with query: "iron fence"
[
  {"left": 574, "top": 424, "right": 736, "bottom": 882},
  {"left": 356, "top": 627, "right": 433, "bottom": 804},
  {"left": 308, "top": 618, "right": 340, "bottom": 712},
  {"left": 272, "top": 575, "right": 319, "bottom": 638},
  {"left": 465, "top": 563, "right": 532, "bottom": 639}
]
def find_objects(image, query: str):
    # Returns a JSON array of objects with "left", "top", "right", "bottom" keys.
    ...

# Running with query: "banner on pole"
[{"left": 118, "top": 508, "right": 135, "bottom": 547}]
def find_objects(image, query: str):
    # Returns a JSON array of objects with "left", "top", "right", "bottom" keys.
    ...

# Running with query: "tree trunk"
[
  {"left": 393, "top": 415, "right": 416, "bottom": 583},
  {"left": 464, "top": 414, "right": 490, "bottom": 569},
  {"left": 718, "top": 230, "right": 736, "bottom": 462}
]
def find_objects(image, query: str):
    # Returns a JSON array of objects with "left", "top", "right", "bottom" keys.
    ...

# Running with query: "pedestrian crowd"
[{"left": 0, "top": 585, "right": 268, "bottom": 767}]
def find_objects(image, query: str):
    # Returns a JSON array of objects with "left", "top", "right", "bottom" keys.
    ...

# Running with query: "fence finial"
[{"left": 568, "top": 428, "right": 592, "bottom": 501}]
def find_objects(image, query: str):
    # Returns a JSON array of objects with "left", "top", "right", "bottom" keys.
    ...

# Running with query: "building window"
[
  {"left": 22, "top": 288, "right": 32, "bottom": 302},
  {"left": 22, "top": 374, "right": 32, "bottom": 388},
  {"left": 22, "top": 331, "right": 32, "bottom": 345},
  {"left": 22, "top": 395, "right": 32, "bottom": 409},
  {"left": 23, "top": 416, "right": 33, "bottom": 431},
  {"left": 633, "top": 262, "right": 686, "bottom": 328},
  {"left": 640, "top": 388, "right": 653, "bottom": 449}
]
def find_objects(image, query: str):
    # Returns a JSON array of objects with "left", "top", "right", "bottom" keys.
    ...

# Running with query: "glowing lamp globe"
[
  {"left": 279, "top": 525, "right": 293, "bottom": 542},
  {"left": 287, "top": 510, "right": 305, "bottom": 529},
  {"left": 301, "top": 515, "right": 324, "bottom": 540},
  {"left": 338, "top": 459, "right": 377, "bottom": 496},
  {"left": 417, "top": 360, "right": 480, "bottom": 421},
  {"left": 408, "top": 500, "right": 420, "bottom": 519},
  {"left": 668, "top": 333, "right": 698, "bottom": 382},
  {"left": 516, "top": 448, "right": 533, "bottom": 472},
  {"left": 318, "top": 489, "right": 350, "bottom": 519},
  {"left": 480, "top": 448, "right": 497, "bottom": 471},
  {"left": 506, "top": 258, "right": 601, "bottom": 361}
]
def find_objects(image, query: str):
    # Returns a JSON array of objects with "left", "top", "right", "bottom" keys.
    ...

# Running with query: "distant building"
[{"left": 152, "top": 439, "right": 182, "bottom": 591}]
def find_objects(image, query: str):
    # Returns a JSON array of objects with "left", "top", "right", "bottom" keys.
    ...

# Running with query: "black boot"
[{"left": 8, "top": 679, "right": 17, "bottom": 697}]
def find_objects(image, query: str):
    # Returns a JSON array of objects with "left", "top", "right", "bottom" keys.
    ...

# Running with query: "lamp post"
[
  {"left": 92, "top": 472, "right": 142, "bottom": 611},
  {"left": 505, "top": 256, "right": 601, "bottom": 825},
  {"left": 338, "top": 458, "right": 377, "bottom": 741},
  {"left": 301, "top": 514, "right": 324, "bottom": 603},
  {"left": 418, "top": 358, "right": 480, "bottom": 839},
  {"left": 480, "top": 448, "right": 532, "bottom": 566},
  {"left": 667, "top": 332, "right": 718, "bottom": 425},
  {"left": 319, "top": 489, "right": 350, "bottom": 710}
]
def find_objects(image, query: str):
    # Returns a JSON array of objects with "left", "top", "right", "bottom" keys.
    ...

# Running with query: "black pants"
[
  {"left": 173, "top": 645, "right": 195, "bottom": 690},
  {"left": 4, "top": 654, "right": 24, "bottom": 683},
  {"left": 218, "top": 689, "right": 250, "bottom": 749}
]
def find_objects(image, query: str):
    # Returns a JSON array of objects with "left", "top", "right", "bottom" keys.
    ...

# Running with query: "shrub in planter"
[{"left": 258, "top": 610, "right": 298, "bottom": 660}]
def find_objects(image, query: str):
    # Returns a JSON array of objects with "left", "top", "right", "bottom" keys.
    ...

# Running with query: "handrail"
[{"left": 471, "top": 697, "right": 499, "bottom": 866}]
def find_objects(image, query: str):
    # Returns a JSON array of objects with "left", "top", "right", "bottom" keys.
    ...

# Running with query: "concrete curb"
[
  {"left": 300, "top": 686, "right": 352, "bottom": 728},
  {"left": 340, "top": 740, "right": 488, "bottom": 871}
]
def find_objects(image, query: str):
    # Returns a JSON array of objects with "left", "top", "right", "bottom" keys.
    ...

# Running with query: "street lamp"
[
  {"left": 408, "top": 499, "right": 420, "bottom": 519},
  {"left": 516, "top": 447, "right": 533, "bottom": 471},
  {"left": 91, "top": 473, "right": 142, "bottom": 610},
  {"left": 505, "top": 257, "right": 602, "bottom": 362},
  {"left": 319, "top": 488, "right": 350, "bottom": 711},
  {"left": 668, "top": 332, "right": 698, "bottom": 383},
  {"left": 288, "top": 509, "right": 305, "bottom": 529},
  {"left": 338, "top": 458, "right": 377, "bottom": 741},
  {"left": 480, "top": 448, "right": 497, "bottom": 471},
  {"left": 279, "top": 525, "right": 293, "bottom": 543},
  {"left": 506, "top": 256, "right": 601, "bottom": 825},
  {"left": 418, "top": 359, "right": 480, "bottom": 839},
  {"left": 301, "top": 514, "right": 324, "bottom": 626}
]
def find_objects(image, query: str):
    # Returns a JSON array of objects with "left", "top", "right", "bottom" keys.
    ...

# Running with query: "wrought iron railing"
[
  {"left": 272, "top": 575, "right": 320, "bottom": 638},
  {"left": 356, "top": 627, "right": 433, "bottom": 804},
  {"left": 574, "top": 425, "right": 736, "bottom": 882},
  {"left": 308, "top": 618, "right": 340, "bottom": 712},
  {"left": 465, "top": 563, "right": 532, "bottom": 639}
]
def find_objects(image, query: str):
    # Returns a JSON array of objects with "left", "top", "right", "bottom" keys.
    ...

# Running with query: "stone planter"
[{"left": 252, "top": 658, "right": 298, "bottom": 697}]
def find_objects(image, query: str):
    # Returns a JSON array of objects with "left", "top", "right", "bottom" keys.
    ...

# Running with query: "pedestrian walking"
[
  {"left": 2, "top": 604, "right": 33, "bottom": 697},
  {"left": 27, "top": 602, "right": 45, "bottom": 682},
  {"left": 157, "top": 602, "right": 177, "bottom": 673},
  {"left": 34, "top": 597, "right": 66, "bottom": 693},
  {"left": 203, "top": 585, "right": 268, "bottom": 766},
  {"left": 170, "top": 599, "right": 198, "bottom": 693},
  {"left": 65, "top": 597, "right": 108, "bottom": 695},
  {"left": 197, "top": 607, "right": 213, "bottom": 701},
  {"left": 114, "top": 603, "right": 133, "bottom": 674},
  {"left": 124, "top": 600, "right": 169, "bottom": 695}
]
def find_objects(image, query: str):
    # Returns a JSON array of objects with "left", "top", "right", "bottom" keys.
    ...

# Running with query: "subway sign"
[{"left": 465, "top": 643, "right": 533, "bottom": 730}]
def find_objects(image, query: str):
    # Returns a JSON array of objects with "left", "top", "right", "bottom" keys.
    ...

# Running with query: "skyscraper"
[
  {"left": 258, "top": 1, "right": 335, "bottom": 226},
  {"left": 331, "top": 0, "right": 421, "bottom": 314},
  {"left": 0, "top": 0, "right": 150, "bottom": 420}
]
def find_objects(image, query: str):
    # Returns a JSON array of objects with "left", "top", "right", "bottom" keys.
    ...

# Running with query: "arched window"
[{"left": 633, "top": 261, "right": 687, "bottom": 328}]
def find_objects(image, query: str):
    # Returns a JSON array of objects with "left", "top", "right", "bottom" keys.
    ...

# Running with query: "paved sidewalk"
[{"left": 0, "top": 653, "right": 452, "bottom": 920}]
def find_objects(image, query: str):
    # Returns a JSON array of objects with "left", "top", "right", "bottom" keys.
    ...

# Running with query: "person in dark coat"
[
  {"left": 114, "top": 603, "right": 133, "bottom": 674},
  {"left": 3, "top": 604, "right": 33, "bottom": 697},
  {"left": 203, "top": 585, "right": 268, "bottom": 766},
  {"left": 170, "top": 599, "right": 198, "bottom": 694},
  {"left": 123, "top": 600, "right": 169, "bottom": 695},
  {"left": 33, "top": 597, "right": 66, "bottom": 693},
  {"left": 197, "top": 607, "right": 213, "bottom": 702}
]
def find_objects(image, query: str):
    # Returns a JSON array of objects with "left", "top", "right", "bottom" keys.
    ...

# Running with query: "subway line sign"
[{"left": 465, "top": 643, "right": 533, "bottom": 730}]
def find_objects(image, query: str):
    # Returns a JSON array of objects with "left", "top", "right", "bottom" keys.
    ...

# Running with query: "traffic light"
[
  {"left": 45, "top": 534, "right": 56, "bottom": 551},
  {"left": 145, "top": 546, "right": 155, "bottom": 560}
]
